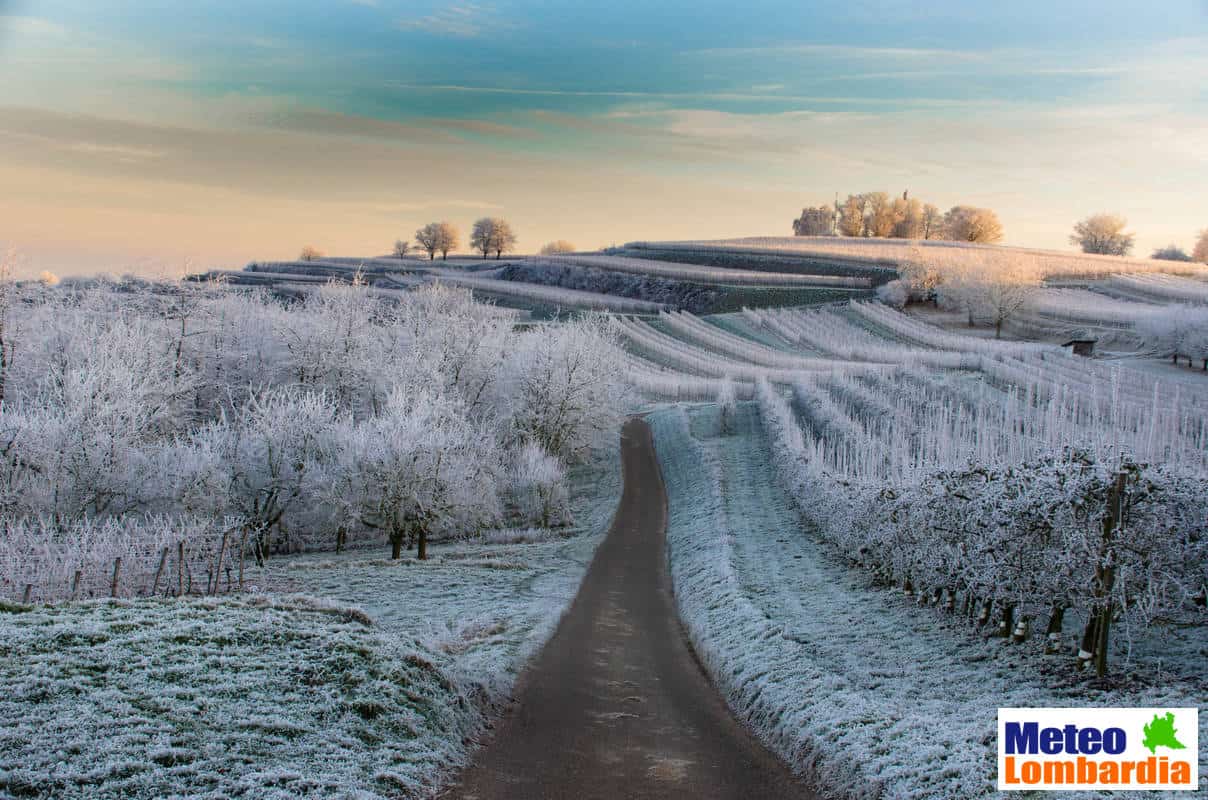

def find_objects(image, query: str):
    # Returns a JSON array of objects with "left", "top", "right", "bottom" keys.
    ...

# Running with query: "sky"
[{"left": 1, "top": 1, "right": 1207, "bottom": 275}]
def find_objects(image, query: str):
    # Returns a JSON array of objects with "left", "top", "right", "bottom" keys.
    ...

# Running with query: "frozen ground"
[
  {"left": 649, "top": 402, "right": 1207, "bottom": 800},
  {"left": 0, "top": 450, "right": 620, "bottom": 799}
]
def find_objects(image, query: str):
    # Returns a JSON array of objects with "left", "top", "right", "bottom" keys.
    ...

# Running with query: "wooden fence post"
[
  {"left": 151, "top": 547, "right": 169, "bottom": 596},
  {"left": 70, "top": 570, "right": 82, "bottom": 601},
  {"left": 22, "top": 584, "right": 32, "bottom": 604},
  {"left": 238, "top": 530, "right": 247, "bottom": 592},
  {"left": 110, "top": 557, "right": 122, "bottom": 598},
  {"left": 177, "top": 541, "right": 185, "bottom": 597},
  {"left": 212, "top": 529, "right": 229, "bottom": 596}
]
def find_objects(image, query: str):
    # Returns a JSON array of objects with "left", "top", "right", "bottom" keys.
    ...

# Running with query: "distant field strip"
[
  {"left": 545, "top": 254, "right": 871, "bottom": 288},
  {"left": 614, "top": 316, "right": 891, "bottom": 383},
  {"left": 430, "top": 273, "right": 665, "bottom": 313},
  {"left": 632, "top": 237, "right": 1208, "bottom": 279},
  {"left": 1105, "top": 273, "right": 1208, "bottom": 305}
]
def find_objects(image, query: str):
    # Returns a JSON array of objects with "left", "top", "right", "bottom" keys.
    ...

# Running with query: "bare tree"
[
  {"left": 539, "top": 240, "right": 576, "bottom": 255},
  {"left": 1193, "top": 229, "right": 1208, "bottom": 264},
  {"left": 392, "top": 239, "right": 410, "bottom": 258},
  {"left": 471, "top": 217, "right": 517, "bottom": 260},
  {"left": 943, "top": 206, "right": 1004, "bottom": 244},
  {"left": 792, "top": 205, "right": 836, "bottom": 236},
  {"left": 299, "top": 245, "right": 325, "bottom": 262},
  {"left": 921, "top": 204, "right": 943, "bottom": 240},
  {"left": 1070, "top": 213, "right": 1134, "bottom": 256}
]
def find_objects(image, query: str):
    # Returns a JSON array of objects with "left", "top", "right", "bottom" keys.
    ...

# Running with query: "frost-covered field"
[
  {"left": 650, "top": 403, "right": 1207, "bottom": 800},
  {"left": 0, "top": 448, "right": 620, "bottom": 799},
  {"left": 634, "top": 237, "right": 1208, "bottom": 279}
]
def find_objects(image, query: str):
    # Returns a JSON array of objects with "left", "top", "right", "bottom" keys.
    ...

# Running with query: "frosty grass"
[{"left": 0, "top": 450, "right": 619, "bottom": 799}]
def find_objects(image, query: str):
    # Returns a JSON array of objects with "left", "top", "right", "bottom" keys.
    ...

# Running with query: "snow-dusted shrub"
[
  {"left": 511, "top": 439, "right": 570, "bottom": 527},
  {"left": 874, "top": 278, "right": 908, "bottom": 308}
]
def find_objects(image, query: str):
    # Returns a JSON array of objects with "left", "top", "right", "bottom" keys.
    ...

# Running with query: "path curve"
[{"left": 443, "top": 418, "right": 815, "bottom": 800}]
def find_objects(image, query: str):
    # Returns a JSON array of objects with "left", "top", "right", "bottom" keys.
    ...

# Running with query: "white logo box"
[{"left": 998, "top": 707, "right": 1199, "bottom": 791}]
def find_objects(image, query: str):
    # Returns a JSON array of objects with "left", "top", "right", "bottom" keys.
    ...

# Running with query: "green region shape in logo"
[{"left": 1141, "top": 712, "right": 1188, "bottom": 755}]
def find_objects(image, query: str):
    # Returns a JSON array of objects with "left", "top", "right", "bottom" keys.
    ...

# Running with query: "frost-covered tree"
[
  {"left": 937, "top": 251, "right": 1040, "bottom": 336},
  {"left": 1193, "top": 229, "right": 1208, "bottom": 264},
  {"left": 891, "top": 197, "right": 926, "bottom": 239},
  {"left": 471, "top": 217, "right": 518, "bottom": 260},
  {"left": 540, "top": 240, "right": 576, "bottom": 255},
  {"left": 190, "top": 389, "right": 339, "bottom": 560},
  {"left": 1071, "top": 214, "right": 1134, "bottom": 256},
  {"left": 330, "top": 386, "right": 500, "bottom": 559},
  {"left": 898, "top": 245, "right": 945, "bottom": 301},
  {"left": 1138, "top": 306, "right": 1208, "bottom": 367},
  {"left": 865, "top": 192, "right": 898, "bottom": 238},
  {"left": 392, "top": 239, "right": 410, "bottom": 258},
  {"left": 943, "top": 206, "right": 1004, "bottom": 244},
  {"left": 276, "top": 279, "right": 380, "bottom": 413},
  {"left": 837, "top": 195, "right": 867, "bottom": 237},
  {"left": 416, "top": 222, "right": 459, "bottom": 260},
  {"left": 510, "top": 317, "right": 625, "bottom": 461},
  {"left": 792, "top": 205, "right": 836, "bottom": 236},
  {"left": 299, "top": 245, "right": 325, "bottom": 262}
]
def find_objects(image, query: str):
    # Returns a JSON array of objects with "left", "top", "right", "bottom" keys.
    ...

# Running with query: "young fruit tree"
[
  {"left": 329, "top": 386, "right": 501, "bottom": 560},
  {"left": 189, "top": 388, "right": 339, "bottom": 562}
]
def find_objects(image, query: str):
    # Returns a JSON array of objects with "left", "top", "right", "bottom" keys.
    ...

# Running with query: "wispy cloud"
[
  {"left": 0, "top": 16, "right": 68, "bottom": 37},
  {"left": 386, "top": 82, "right": 990, "bottom": 108},
  {"left": 688, "top": 43, "right": 988, "bottom": 61},
  {"left": 395, "top": 4, "right": 504, "bottom": 38}
]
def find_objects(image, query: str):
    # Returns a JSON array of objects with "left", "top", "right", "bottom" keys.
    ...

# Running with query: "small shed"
[{"left": 1062, "top": 339, "right": 1097, "bottom": 358}]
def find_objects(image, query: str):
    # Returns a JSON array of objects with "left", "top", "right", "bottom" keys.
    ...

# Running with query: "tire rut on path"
[{"left": 442, "top": 417, "right": 816, "bottom": 800}]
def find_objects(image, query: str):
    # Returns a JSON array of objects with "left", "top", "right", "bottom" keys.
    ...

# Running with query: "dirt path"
[{"left": 443, "top": 418, "right": 815, "bottom": 800}]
